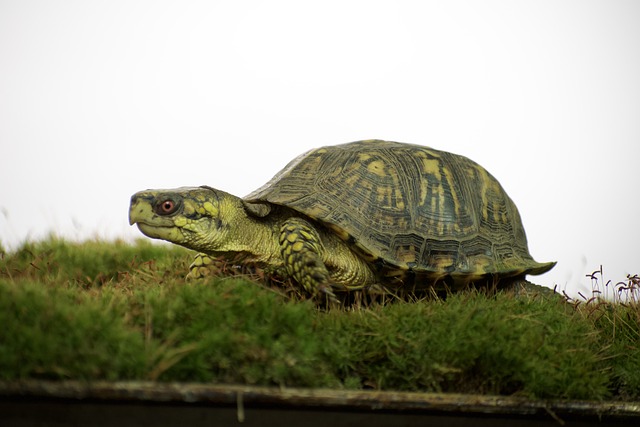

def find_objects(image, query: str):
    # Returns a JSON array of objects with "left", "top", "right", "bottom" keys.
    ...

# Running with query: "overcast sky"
[{"left": 1, "top": 0, "right": 638, "bottom": 296}]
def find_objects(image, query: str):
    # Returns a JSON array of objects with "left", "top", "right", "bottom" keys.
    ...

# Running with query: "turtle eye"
[{"left": 155, "top": 199, "right": 178, "bottom": 215}]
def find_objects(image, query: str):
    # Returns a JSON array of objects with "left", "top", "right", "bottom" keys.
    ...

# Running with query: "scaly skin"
[
  {"left": 279, "top": 217, "right": 334, "bottom": 296},
  {"left": 129, "top": 186, "right": 376, "bottom": 297}
]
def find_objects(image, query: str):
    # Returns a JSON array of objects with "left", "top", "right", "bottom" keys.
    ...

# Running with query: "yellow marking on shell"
[
  {"left": 366, "top": 159, "right": 387, "bottom": 177},
  {"left": 440, "top": 162, "right": 462, "bottom": 233},
  {"left": 494, "top": 203, "right": 503, "bottom": 224},
  {"left": 421, "top": 157, "right": 442, "bottom": 176},
  {"left": 422, "top": 157, "right": 445, "bottom": 225},
  {"left": 432, "top": 255, "right": 455, "bottom": 271},
  {"left": 477, "top": 166, "right": 505, "bottom": 225},
  {"left": 393, "top": 188, "right": 405, "bottom": 210},
  {"left": 416, "top": 150, "right": 468, "bottom": 235},
  {"left": 478, "top": 167, "right": 491, "bottom": 222},
  {"left": 344, "top": 173, "right": 361, "bottom": 188},
  {"left": 396, "top": 246, "right": 417, "bottom": 265}
]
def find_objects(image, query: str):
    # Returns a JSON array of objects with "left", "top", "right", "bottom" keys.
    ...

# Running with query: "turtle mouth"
[
  {"left": 135, "top": 222, "right": 169, "bottom": 236},
  {"left": 134, "top": 221, "right": 191, "bottom": 243},
  {"left": 132, "top": 219, "right": 169, "bottom": 229},
  {"left": 133, "top": 222, "right": 148, "bottom": 233},
  {"left": 128, "top": 213, "right": 173, "bottom": 228}
]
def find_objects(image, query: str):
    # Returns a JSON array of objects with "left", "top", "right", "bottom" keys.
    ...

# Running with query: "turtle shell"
[{"left": 245, "top": 140, "right": 555, "bottom": 285}]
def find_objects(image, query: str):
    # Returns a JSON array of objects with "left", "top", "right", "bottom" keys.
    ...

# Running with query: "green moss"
[
  {"left": 320, "top": 294, "right": 610, "bottom": 399},
  {"left": 133, "top": 281, "right": 337, "bottom": 387},
  {"left": 587, "top": 297, "right": 640, "bottom": 400},
  {"left": 0, "top": 238, "right": 638, "bottom": 401},
  {"left": 0, "top": 280, "right": 146, "bottom": 380},
  {"left": 3, "top": 236, "right": 189, "bottom": 285}
]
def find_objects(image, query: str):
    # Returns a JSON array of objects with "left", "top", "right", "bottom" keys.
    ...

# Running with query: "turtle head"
[{"left": 129, "top": 186, "right": 231, "bottom": 252}]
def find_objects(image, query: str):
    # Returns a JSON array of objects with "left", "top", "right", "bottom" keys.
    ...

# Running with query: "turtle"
[{"left": 129, "top": 139, "right": 555, "bottom": 298}]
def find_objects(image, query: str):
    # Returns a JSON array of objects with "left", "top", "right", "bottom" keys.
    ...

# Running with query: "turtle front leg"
[
  {"left": 279, "top": 218, "right": 341, "bottom": 301},
  {"left": 186, "top": 252, "right": 221, "bottom": 280}
]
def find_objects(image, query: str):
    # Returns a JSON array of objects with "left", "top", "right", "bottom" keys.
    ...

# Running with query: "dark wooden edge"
[{"left": 1, "top": 380, "right": 639, "bottom": 421}]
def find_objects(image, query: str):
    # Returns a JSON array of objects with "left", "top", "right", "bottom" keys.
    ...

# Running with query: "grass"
[{"left": 0, "top": 237, "right": 639, "bottom": 401}]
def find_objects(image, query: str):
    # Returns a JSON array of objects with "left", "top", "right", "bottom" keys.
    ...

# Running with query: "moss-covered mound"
[{"left": 1, "top": 238, "right": 638, "bottom": 401}]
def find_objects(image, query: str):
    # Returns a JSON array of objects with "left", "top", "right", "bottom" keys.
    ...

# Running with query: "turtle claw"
[{"left": 316, "top": 282, "right": 344, "bottom": 307}]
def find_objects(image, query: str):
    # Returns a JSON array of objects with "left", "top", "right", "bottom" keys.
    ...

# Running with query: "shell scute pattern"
[{"left": 245, "top": 140, "right": 554, "bottom": 281}]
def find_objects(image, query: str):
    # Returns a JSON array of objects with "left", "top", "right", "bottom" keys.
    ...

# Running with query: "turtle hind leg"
[{"left": 279, "top": 217, "right": 340, "bottom": 302}]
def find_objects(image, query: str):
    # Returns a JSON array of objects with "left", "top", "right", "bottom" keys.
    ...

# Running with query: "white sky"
[{"left": 1, "top": 0, "right": 639, "bottom": 296}]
